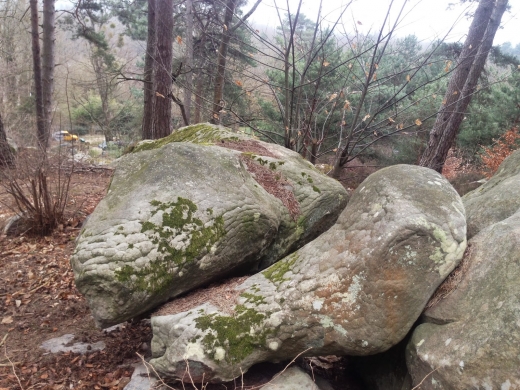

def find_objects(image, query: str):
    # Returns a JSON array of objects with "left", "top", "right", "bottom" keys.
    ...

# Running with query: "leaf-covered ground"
[{"left": 0, "top": 170, "right": 155, "bottom": 390}]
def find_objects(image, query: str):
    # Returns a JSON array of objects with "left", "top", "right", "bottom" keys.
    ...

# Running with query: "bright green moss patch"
[
  {"left": 194, "top": 305, "right": 270, "bottom": 363},
  {"left": 115, "top": 197, "right": 226, "bottom": 294},
  {"left": 131, "top": 124, "right": 242, "bottom": 153},
  {"left": 256, "top": 157, "right": 268, "bottom": 166},
  {"left": 262, "top": 252, "right": 298, "bottom": 284},
  {"left": 240, "top": 292, "right": 267, "bottom": 305}
]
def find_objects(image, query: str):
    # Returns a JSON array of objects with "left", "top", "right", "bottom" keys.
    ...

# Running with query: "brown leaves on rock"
[
  {"left": 154, "top": 276, "right": 249, "bottom": 317},
  {"left": 218, "top": 139, "right": 278, "bottom": 158},
  {"left": 240, "top": 155, "right": 300, "bottom": 220},
  {"left": 217, "top": 139, "right": 301, "bottom": 220}
]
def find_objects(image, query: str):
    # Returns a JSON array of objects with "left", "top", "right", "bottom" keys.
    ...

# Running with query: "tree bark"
[
  {"left": 142, "top": 0, "right": 156, "bottom": 139},
  {"left": 419, "top": 0, "right": 497, "bottom": 172},
  {"left": 193, "top": 65, "right": 205, "bottom": 124},
  {"left": 30, "top": 0, "right": 46, "bottom": 150},
  {"left": 154, "top": 0, "right": 174, "bottom": 138},
  {"left": 430, "top": 0, "right": 508, "bottom": 170},
  {"left": 42, "top": 0, "right": 55, "bottom": 149},
  {"left": 210, "top": 0, "right": 237, "bottom": 124},
  {"left": 0, "top": 113, "right": 15, "bottom": 167},
  {"left": 183, "top": 0, "right": 193, "bottom": 124}
]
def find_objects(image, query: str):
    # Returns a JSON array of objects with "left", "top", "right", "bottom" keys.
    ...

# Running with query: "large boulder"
[
  {"left": 71, "top": 124, "right": 348, "bottom": 328},
  {"left": 406, "top": 210, "right": 520, "bottom": 389},
  {"left": 149, "top": 165, "right": 467, "bottom": 382},
  {"left": 463, "top": 149, "right": 520, "bottom": 238}
]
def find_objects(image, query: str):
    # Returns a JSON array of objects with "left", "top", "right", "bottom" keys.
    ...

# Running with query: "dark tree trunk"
[
  {"left": 142, "top": 0, "right": 156, "bottom": 139},
  {"left": 430, "top": 0, "right": 508, "bottom": 170},
  {"left": 42, "top": 0, "right": 55, "bottom": 149},
  {"left": 154, "top": 0, "right": 174, "bottom": 138},
  {"left": 0, "top": 113, "right": 14, "bottom": 167},
  {"left": 419, "top": 0, "right": 499, "bottom": 172},
  {"left": 183, "top": 0, "right": 193, "bottom": 123},
  {"left": 30, "top": 0, "right": 46, "bottom": 150},
  {"left": 210, "top": 0, "right": 236, "bottom": 124}
]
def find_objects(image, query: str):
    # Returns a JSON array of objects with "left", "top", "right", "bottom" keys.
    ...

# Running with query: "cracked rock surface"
[
  {"left": 71, "top": 124, "right": 347, "bottom": 328},
  {"left": 150, "top": 165, "right": 467, "bottom": 382}
]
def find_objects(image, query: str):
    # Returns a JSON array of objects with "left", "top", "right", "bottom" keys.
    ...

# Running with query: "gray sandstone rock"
[
  {"left": 123, "top": 362, "right": 161, "bottom": 390},
  {"left": 71, "top": 124, "right": 347, "bottom": 328},
  {"left": 260, "top": 367, "right": 320, "bottom": 390},
  {"left": 40, "top": 334, "right": 105, "bottom": 354},
  {"left": 149, "top": 165, "right": 466, "bottom": 382},
  {"left": 406, "top": 210, "right": 520, "bottom": 389},
  {"left": 463, "top": 148, "right": 520, "bottom": 238}
]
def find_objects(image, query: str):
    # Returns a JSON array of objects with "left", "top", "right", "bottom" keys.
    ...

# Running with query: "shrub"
[
  {"left": 480, "top": 127, "right": 520, "bottom": 178},
  {"left": 0, "top": 148, "right": 75, "bottom": 236}
]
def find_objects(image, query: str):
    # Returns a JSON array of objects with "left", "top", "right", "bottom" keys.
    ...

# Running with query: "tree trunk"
[
  {"left": 183, "top": 0, "right": 193, "bottom": 124},
  {"left": 154, "top": 0, "right": 174, "bottom": 138},
  {"left": 419, "top": 0, "right": 497, "bottom": 172},
  {"left": 30, "top": 0, "right": 46, "bottom": 150},
  {"left": 210, "top": 0, "right": 236, "bottom": 124},
  {"left": 42, "top": 0, "right": 55, "bottom": 149},
  {"left": 430, "top": 0, "right": 508, "bottom": 170},
  {"left": 0, "top": 113, "right": 14, "bottom": 167},
  {"left": 90, "top": 53, "right": 113, "bottom": 142},
  {"left": 142, "top": 0, "right": 156, "bottom": 139},
  {"left": 193, "top": 65, "right": 205, "bottom": 124}
]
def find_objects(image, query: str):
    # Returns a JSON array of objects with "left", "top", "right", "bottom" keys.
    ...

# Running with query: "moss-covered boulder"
[
  {"left": 71, "top": 124, "right": 347, "bottom": 328},
  {"left": 463, "top": 149, "right": 520, "bottom": 239},
  {"left": 149, "top": 165, "right": 466, "bottom": 382},
  {"left": 406, "top": 210, "right": 520, "bottom": 389}
]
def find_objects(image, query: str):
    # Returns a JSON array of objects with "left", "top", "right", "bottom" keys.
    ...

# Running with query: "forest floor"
[{"left": 0, "top": 169, "right": 156, "bottom": 390}]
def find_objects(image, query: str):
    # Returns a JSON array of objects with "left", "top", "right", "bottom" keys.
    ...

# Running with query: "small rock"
[
  {"left": 260, "top": 367, "right": 319, "bottom": 390},
  {"left": 40, "top": 334, "right": 105, "bottom": 354},
  {"left": 124, "top": 362, "right": 159, "bottom": 390}
]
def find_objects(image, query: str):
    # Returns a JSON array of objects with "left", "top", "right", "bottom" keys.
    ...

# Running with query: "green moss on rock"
[
  {"left": 262, "top": 252, "right": 298, "bottom": 284},
  {"left": 131, "top": 123, "right": 242, "bottom": 153},
  {"left": 194, "top": 305, "right": 270, "bottom": 363},
  {"left": 114, "top": 197, "right": 226, "bottom": 294}
]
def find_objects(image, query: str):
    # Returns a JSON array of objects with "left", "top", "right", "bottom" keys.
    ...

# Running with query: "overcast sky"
[{"left": 249, "top": 0, "right": 520, "bottom": 46}]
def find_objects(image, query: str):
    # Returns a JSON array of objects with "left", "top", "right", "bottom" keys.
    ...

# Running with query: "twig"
[
  {"left": 137, "top": 347, "right": 313, "bottom": 390},
  {"left": 411, "top": 368, "right": 438, "bottom": 390},
  {"left": 183, "top": 359, "right": 206, "bottom": 390},
  {"left": 136, "top": 352, "right": 177, "bottom": 390},
  {"left": 0, "top": 333, "right": 8, "bottom": 348},
  {"left": 4, "top": 344, "right": 24, "bottom": 390},
  {"left": 245, "top": 347, "right": 313, "bottom": 390}
]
